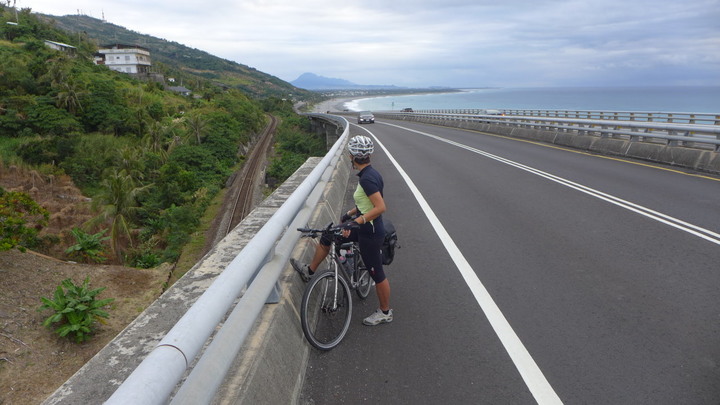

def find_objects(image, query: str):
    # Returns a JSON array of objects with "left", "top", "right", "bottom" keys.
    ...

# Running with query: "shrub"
[
  {"left": 0, "top": 188, "right": 49, "bottom": 251},
  {"left": 38, "top": 277, "right": 115, "bottom": 343},
  {"left": 65, "top": 228, "right": 110, "bottom": 263},
  {"left": 128, "top": 250, "right": 162, "bottom": 269}
]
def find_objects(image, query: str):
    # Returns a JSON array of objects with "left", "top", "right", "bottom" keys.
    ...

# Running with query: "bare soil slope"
[{"left": 0, "top": 166, "right": 167, "bottom": 404}]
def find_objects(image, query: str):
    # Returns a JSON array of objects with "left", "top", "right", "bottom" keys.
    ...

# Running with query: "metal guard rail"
[
  {"left": 382, "top": 111, "right": 720, "bottom": 152},
  {"left": 105, "top": 115, "right": 350, "bottom": 404},
  {"left": 412, "top": 109, "right": 720, "bottom": 125}
]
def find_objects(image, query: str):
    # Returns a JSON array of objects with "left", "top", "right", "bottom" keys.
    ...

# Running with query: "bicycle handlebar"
[{"left": 296, "top": 222, "right": 359, "bottom": 237}]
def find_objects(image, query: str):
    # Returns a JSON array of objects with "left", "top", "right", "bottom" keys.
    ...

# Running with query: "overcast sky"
[{"left": 19, "top": 0, "right": 720, "bottom": 88}]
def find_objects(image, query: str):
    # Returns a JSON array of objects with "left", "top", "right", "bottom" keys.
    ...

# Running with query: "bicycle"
[{"left": 296, "top": 223, "right": 374, "bottom": 350}]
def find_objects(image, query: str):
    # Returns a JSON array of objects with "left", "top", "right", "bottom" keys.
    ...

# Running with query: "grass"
[{"left": 0, "top": 137, "right": 29, "bottom": 165}]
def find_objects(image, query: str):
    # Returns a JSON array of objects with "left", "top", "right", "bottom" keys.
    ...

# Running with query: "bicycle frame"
[
  {"left": 301, "top": 225, "right": 361, "bottom": 289},
  {"left": 296, "top": 223, "right": 372, "bottom": 350}
]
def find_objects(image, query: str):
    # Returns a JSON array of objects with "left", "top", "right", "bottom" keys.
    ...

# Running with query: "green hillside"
[
  {"left": 40, "top": 14, "right": 319, "bottom": 101},
  {"left": 0, "top": 5, "right": 326, "bottom": 268}
]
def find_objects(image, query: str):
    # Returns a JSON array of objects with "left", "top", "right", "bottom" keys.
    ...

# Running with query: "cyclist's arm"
[
  {"left": 345, "top": 206, "right": 359, "bottom": 217},
  {"left": 356, "top": 191, "right": 385, "bottom": 225}
]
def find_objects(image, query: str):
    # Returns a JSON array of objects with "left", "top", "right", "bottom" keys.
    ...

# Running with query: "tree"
[
  {"left": 55, "top": 80, "right": 86, "bottom": 115},
  {"left": 86, "top": 170, "right": 149, "bottom": 261},
  {"left": 184, "top": 112, "right": 207, "bottom": 145},
  {"left": 116, "top": 146, "right": 145, "bottom": 182}
]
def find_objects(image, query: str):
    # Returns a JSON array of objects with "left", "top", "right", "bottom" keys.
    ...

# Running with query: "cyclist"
[{"left": 291, "top": 135, "right": 393, "bottom": 326}]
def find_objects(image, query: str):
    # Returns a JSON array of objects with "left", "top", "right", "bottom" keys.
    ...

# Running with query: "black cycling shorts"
[{"left": 320, "top": 227, "right": 386, "bottom": 284}]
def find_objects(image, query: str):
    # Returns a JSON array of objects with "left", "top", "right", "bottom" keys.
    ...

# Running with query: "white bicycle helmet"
[{"left": 347, "top": 135, "right": 374, "bottom": 157}]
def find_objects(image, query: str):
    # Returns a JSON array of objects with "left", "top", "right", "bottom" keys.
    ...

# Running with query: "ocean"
[{"left": 345, "top": 86, "right": 720, "bottom": 114}]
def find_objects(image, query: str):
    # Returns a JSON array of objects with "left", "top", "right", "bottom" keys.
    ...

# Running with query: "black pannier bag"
[{"left": 381, "top": 219, "right": 398, "bottom": 265}]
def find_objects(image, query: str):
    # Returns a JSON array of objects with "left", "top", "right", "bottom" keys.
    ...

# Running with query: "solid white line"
[
  {"left": 353, "top": 125, "right": 564, "bottom": 404},
  {"left": 380, "top": 122, "right": 720, "bottom": 246}
]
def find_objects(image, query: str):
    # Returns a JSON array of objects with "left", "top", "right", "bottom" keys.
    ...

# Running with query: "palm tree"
[
  {"left": 117, "top": 147, "right": 144, "bottom": 182},
  {"left": 184, "top": 113, "right": 207, "bottom": 145},
  {"left": 144, "top": 121, "right": 166, "bottom": 154},
  {"left": 86, "top": 169, "right": 149, "bottom": 261},
  {"left": 55, "top": 80, "right": 86, "bottom": 114},
  {"left": 44, "top": 55, "right": 71, "bottom": 87},
  {"left": 143, "top": 120, "right": 178, "bottom": 163}
]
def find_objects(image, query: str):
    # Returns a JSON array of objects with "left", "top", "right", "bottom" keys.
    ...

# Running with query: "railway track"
[{"left": 225, "top": 114, "right": 279, "bottom": 235}]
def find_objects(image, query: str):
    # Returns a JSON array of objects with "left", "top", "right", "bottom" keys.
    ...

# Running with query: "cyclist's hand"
[
  {"left": 340, "top": 212, "right": 353, "bottom": 223},
  {"left": 341, "top": 221, "right": 359, "bottom": 230},
  {"left": 341, "top": 221, "right": 358, "bottom": 237}
]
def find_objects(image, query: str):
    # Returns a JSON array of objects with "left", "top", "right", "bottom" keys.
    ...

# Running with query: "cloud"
[{"left": 20, "top": 0, "right": 720, "bottom": 87}]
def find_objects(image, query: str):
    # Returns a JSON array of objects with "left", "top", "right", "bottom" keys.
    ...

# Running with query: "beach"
[
  {"left": 310, "top": 97, "right": 356, "bottom": 113},
  {"left": 310, "top": 89, "right": 465, "bottom": 114}
]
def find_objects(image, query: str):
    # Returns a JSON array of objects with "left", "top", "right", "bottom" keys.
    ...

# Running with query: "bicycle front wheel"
[{"left": 300, "top": 270, "right": 352, "bottom": 350}]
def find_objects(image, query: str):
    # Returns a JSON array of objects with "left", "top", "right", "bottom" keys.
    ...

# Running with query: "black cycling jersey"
[{"left": 355, "top": 165, "right": 385, "bottom": 238}]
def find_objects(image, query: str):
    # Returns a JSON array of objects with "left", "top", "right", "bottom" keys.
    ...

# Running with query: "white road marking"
[
  {"left": 354, "top": 124, "right": 564, "bottom": 405},
  {"left": 380, "top": 122, "right": 720, "bottom": 246}
]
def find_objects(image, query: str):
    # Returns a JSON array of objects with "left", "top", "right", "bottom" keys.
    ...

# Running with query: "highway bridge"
[{"left": 46, "top": 111, "right": 720, "bottom": 404}]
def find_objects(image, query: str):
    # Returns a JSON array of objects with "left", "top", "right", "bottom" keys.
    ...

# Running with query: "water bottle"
[{"left": 338, "top": 249, "right": 347, "bottom": 266}]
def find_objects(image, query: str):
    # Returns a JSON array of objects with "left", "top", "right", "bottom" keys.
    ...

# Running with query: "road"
[{"left": 298, "top": 117, "right": 720, "bottom": 404}]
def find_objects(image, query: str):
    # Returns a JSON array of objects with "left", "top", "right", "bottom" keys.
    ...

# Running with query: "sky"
[{"left": 17, "top": 0, "right": 720, "bottom": 88}]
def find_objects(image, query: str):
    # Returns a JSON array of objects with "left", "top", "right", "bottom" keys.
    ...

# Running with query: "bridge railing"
[
  {"left": 103, "top": 116, "right": 349, "bottom": 405},
  {"left": 411, "top": 109, "right": 720, "bottom": 125},
  {"left": 379, "top": 111, "right": 720, "bottom": 152}
]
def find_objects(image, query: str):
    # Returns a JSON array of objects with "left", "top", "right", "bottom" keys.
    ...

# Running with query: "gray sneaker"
[
  {"left": 290, "top": 258, "right": 312, "bottom": 282},
  {"left": 363, "top": 309, "right": 393, "bottom": 326}
]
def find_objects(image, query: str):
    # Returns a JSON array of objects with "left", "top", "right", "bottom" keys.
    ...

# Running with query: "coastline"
[
  {"left": 314, "top": 86, "right": 720, "bottom": 113},
  {"left": 310, "top": 97, "right": 357, "bottom": 113},
  {"left": 342, "top": 89, "right": 464, "bottom": 112},
  {"left": 310, "top": 89, "right": 465, "bottom": 113}
]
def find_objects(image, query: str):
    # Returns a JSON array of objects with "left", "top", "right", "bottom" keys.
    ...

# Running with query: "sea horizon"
[{"left": 343, "top": 85, "right": 720, "bottom": 114}]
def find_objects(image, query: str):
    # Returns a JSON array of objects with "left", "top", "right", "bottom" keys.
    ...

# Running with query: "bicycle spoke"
[{"left": 301, "top": 271, "right": 352, "bottom": 350}]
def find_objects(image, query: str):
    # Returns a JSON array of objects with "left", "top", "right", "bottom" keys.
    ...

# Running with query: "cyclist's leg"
[
  {"left": 312, "top": 230, "right": 357, "bottom": 270},
  {"left": 308, "top": 243, "right": 330, "bottom": 273},
  {"left": 358, "top": 234, "right": 386, "bottom": 285},
  {"left": 358, "top": 234, "right": 392, "bottom": 325},
  {"left": 299, "top": 231, "right": 357, "bottom": 277},
  {"left": 308, "top": 231, "right": 345, "bottom": 272}
]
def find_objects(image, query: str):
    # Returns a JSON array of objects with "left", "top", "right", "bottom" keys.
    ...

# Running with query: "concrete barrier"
[
  {"left": 213, "top": 149, "right": 353, "bottom": 404},
  {"left": 376, "top": 114, "right": 720, "bottom": 174},
  {"left": 45, "top": 151, "right": 352, "bottom": 403}
]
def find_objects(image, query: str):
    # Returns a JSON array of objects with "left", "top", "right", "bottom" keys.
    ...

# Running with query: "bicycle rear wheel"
[
  {"left": 355, "top": 254, "right": 372, "bottom": 299},
  {"left": 300, "top": 270, "right": 352, "bottom": 350}
]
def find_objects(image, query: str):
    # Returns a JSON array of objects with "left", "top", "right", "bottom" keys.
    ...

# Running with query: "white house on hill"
[
  {"left": 44, "top": 40, "right": 76, "bottom": 54},
  {"left": 94, "top": 44, "right": 152, "bottom": 74}
]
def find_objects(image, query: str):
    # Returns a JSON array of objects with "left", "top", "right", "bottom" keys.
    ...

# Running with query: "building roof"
[
  {"left": 44, "top": 40, "right": 77, "bottom": 49},
  {"left": 168, "top": 86, "right": 192, "bottom": 94},
  {"left": 100, "top": 43, "right": 150, "bottom": 52}
]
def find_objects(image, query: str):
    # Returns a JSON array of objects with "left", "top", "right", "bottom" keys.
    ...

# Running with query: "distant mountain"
[
  {"left": 291, "top": 73, "right": 402, "bottom": 91},
  {"left": 40, "top": 14, "right": 318, "bottom": 100}
]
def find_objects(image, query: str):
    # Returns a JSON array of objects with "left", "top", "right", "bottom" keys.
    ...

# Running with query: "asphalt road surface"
[{"left": 298, "top": 117, "right": 720, "bottom": 405}]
